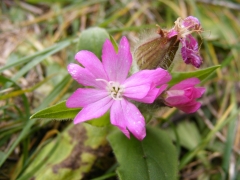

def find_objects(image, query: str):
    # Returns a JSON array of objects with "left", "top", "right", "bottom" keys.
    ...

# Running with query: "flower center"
[
  {"left": 107, "top": 81, "right": 124, "bottom": 100},
  {"left": 96, "top": 79, "right": 124, "bottom": 100}
]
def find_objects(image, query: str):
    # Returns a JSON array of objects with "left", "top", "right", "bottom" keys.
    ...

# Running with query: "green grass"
[{"left": 1, "top": 0, "right": 240, "bottom": 179}]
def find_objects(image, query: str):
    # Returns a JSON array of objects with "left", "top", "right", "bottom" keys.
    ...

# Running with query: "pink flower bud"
[
  {"left": 181, "top": 35, "right": 202, "bottom": 68},
  {"left": 162, "top": 78, "right": 205, "bottom": 113}
]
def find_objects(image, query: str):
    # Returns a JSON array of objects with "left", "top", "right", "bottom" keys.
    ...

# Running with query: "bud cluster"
[
  {"left": 133, "top": 16, "right": 205, "bottom": 113},
  {"left": 133, "top": 16, "right": 203, "bottom": 70}
]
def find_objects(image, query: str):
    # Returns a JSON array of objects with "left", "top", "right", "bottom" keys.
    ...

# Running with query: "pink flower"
[
  {"left": 163, "top": 78, "right": 205, "bottom": 113},
  {"left": 66, "top": 36, "right": 171, "bottom": 140},
  {"left": 167, "top": 16, "right": 203, "bottom": 68},
  {"left": 181, "top": 35, "right": 202, "bottom": 68}
]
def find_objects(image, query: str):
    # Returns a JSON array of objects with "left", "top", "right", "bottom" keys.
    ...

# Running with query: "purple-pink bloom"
[
  {"left": 66, "top": 36, "right": 171, "bottom": 140},
  {"left": 167, "top": 16, "right": 203, "bottom": 68},
  {"left": 182, "top": 16, "right": 200, "bottom": 30},
  {"left": 181, "top": 35, "right": 202, "bottom": 68},
  {"left": 163, "top": 78, "right": 205, "bottom": 113}
]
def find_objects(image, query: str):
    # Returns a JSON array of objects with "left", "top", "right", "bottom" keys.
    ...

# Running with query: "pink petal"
[
  {"left": 66, "top": 88, "right": 109, "bottom": 108},
  {"left": 102, "top": 37, "right": 132, "bottom": 83},
  {"left": 102, "top": 39, "right": 118, "bottom": 80},
  {"left": 154, "top": 69, "right": 172, "bottom": 86},
  {"left": 75, "top": 50, "right": 108, "bottom": 80},
  {"left": 170, "top": 77, "right": 200, "bottom": 90},
  {"left": 73, "top": 96, "right": 113, "bottom": 124},
  {"left": 110, "top": 99, "right": 146, "bottom": 140},
  {"left": 67, "top": 63, "right": 105, "bottom": 88},
  {"left": 167, "top": 29, "right": 178, "bottom": 38},
  {"left": 123, "top": 68, "right": 171, "bottom": 89},
  {"left": 194, "top": 87, "right": 205, "bottom": 98},
  {"left": 115, "top": 36, "right": 132, "bottom": 83},
  {"left": 122, "top": 68, "right": 170, "bottom": 100},
  {"left": 123, "top": 84, "right": 150, "bottom": 99},
  {"left": 182, "top": 16, "right": 200, "bottom": 30},
  {"left": 165, "top": 94, "right": 190, "bottom": 106},
  {"left": 181, "top": 35, "right": 202, "bottom": 68},
  {"left": 132, "top": 84, "right": 168, "bottom": 103},
  {"left": 177, "top": 101, "right": 201, "bottom": 113},
  {"left": 187, "top": 35, "right": 198, "bottom": 51}
]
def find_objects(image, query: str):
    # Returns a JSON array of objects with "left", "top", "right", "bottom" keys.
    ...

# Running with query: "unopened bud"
[{"left": 133, "top": 28, "right": 180, "bottom": 71}]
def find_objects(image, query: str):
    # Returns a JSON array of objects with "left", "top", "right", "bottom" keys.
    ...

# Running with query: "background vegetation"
[{"left": 1, "top": 0, "right": 240, "bottom": 179}]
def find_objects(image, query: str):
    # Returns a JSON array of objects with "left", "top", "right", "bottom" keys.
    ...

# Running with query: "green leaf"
[
  {"left": 169, "top": 65, "right": 221, "bottom": 86},
  {"left": 109, "top": 35, "right": 118, "bottom": 52},
  {"left": 30, "top": 101, "right": 80, "bottom": 120},
  {"left": 17, "top": 123, "right": 109, "bottom": 180},
  {"left": 11, "top": 40, "right": 70, "bottom": 81},
  {"left": 108, "top": 126, "right": 178, "bottom": 180},
  {"left": 166, "top": 121, "right": 201, "bottom": 150},
  {"left": 77, "top": 27, "right": 109, "bottom": 58},
  {"left": 87, "top": 112, "right": 110, "bottom": 127},
  {"left": 0, "top": 40, "right": 71, "bottom": 74},
  {"left": 31, "top": 101, "right": 110, "bottom": 127},
  {"left": 0, "top": 151, "right": 6, "bottom": 163},
  {"left": 0, "top": 77, "right": 32, "bottom": 167}
]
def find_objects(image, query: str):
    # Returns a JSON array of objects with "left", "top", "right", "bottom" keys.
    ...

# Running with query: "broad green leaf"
[
  {"left": 30, "top": 101, "right": 80, "bottom": 120},
  {"left": 108, "top": 126, "right": 178, "bottom": 180},
  {"left": 31, "top": 101, "right": 110, "bottom": 127},
  {"left": 169, "top": 65, "right": 221, "bottom": 86},
  {"left": 17, "top": 123, "right": 109, "bottom": 180},
  {"left": 166, "top": 121, "right": 201, "bottom": 150},
  {"left": 77, "top": 27, "right": 109, "bottom": 58}
]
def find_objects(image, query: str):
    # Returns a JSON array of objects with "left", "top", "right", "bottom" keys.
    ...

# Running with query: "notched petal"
[
  {"left": 75, "top": 50, "right": 108, "bottom": 80},
  {"left": 110, "top": 100, "right": 146, "bottom": 141}
]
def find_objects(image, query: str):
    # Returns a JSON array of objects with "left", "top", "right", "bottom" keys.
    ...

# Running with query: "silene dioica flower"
[
  {"left": 167, "top": 16, "right": 203, "bottom": 68},
  {"left": 133, "top": 16, "right": 203, "bottom": 71},
  {"left": 66, "top": 36, "right": 171, "bottom": 140},
  {"left": 161, "top": 78, "right": 205, "bottom": 113}
]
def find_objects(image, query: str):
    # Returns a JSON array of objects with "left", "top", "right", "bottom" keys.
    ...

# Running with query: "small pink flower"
[
  {"left": 167, "top": 16, "right": 203, "bottom": 68},
  {"left": 67, "top": 36, "right": 171, "bottom": 140},
  {"left": 181, "top": 35, "right": 202, "bottom": 68},
  {"left": 163, "top": 78, "right": 205, "bottom": 113}
]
